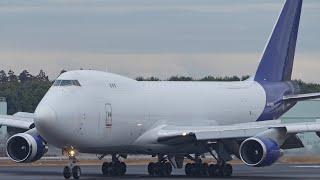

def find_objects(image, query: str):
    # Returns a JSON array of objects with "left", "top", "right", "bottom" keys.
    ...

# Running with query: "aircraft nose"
[{"left": 34, "top": 105, "right": 57, "bottom": 130}]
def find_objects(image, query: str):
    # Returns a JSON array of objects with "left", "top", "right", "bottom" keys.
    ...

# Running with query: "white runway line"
[{"left": 292, "top": 165, "right": 320, "bottom": 168}]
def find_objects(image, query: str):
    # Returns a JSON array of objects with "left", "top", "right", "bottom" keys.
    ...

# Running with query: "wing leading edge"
[
  {"left": 0, "top": 112, "right": 34, "bottom": 130},
  {"left": 283, "top": 92, "right": 320, "bottom": 103}
]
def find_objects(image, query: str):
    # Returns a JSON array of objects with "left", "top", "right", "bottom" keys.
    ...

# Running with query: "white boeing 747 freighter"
[{"left": 1, "top": 0, "right": 319, "bottom": 179}]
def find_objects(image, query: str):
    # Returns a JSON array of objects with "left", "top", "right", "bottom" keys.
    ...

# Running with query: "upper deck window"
[{"left": 53, "top": 80, "right": 81, "bottom": 87}]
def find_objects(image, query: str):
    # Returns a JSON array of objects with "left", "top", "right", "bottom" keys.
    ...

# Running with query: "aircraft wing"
[
  {"left": 283, "top": 92, "right": 320, "bottom": 103},
  {"left": 155, "top": 120, "right": 320, "bottom": 144},
  {"left": 0, "top": 112, "right": 34, "bottom": 130}
]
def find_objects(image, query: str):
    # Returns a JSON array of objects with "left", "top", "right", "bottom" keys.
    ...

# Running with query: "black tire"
[
  {"left": 223, "top": 164, "right": 233, "bottom": 177},
  {"left": 102, "top": 162, "right": 109, "bottom": 176},
  {"left": 208, "top": 164, "right": 216, "bottom": 177},
  {"left": 72, "top": 166, "right": 81, "bottom": 179},
  {"left": 107, "top": 162, "right": 114, "bottom": 176},
  {"left": 120, "top": 162, "right": 127, "bottom": 176},
  {"left": 164, "top": 162, "right": 172, "bottom": 176},
  {"left": 148, "top": 162, "right": 155, "bottom": 176},
  {"left": 156, "top": 162, "right": 165, "bottom": 176},
  {"left": 208, "top": 164, "right": 221, "bottom": 177},
  {"left": 63, "top": 166, "right": 71, "bottom": 179},
  {"left": 109, "top": 162, "right": 119, "bottom": 176},
  {"left": 113, "top": 162, "right": 121, "bottom": 176},
  {"left": 202, "top": 163, "right": 209, "bottom": 176},
  {"left": 185, "top": 163, "right": 192, "bottom": 176},
  {"left": 215, "top": 165, "right": 224, "bottom": 177},
  {"left": 189, "top": 163, "right": 196, "bottom": 176}
]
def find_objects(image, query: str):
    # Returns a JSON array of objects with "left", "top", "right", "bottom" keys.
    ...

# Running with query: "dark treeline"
[
  {"left": 295, "top": 80, "right": 320, "bottom": 94},
  {"left": 1, "top": 70, "right": 320, "bottom": 115},
  {"left": 0, "top": 70, "right": 52, "bottom": 115},
  {"left": 136, "top": 75, "right": 251, "bottom": 81}
]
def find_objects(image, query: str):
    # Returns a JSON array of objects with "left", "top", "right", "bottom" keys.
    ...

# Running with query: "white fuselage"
[{"left": 34, "top": 70, "right": 266, "bottom": 154}]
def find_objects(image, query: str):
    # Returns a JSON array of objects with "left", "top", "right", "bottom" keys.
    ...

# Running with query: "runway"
[{"left": 0, "top": 164, "right": 319, "bottom": 180}]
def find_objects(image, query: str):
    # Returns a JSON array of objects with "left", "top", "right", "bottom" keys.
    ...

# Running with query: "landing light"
[{"left": 70, "top": 150, "right": 75, "bottom": 157}]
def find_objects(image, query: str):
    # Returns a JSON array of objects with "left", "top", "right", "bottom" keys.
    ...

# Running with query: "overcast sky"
[{"left": 0, "top": 0, "right": 319, "bottom": 82}]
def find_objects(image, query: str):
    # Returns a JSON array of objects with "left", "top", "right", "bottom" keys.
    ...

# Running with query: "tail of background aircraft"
[{"left": 254, "top": 0, "right": 303, "bottom": 83}]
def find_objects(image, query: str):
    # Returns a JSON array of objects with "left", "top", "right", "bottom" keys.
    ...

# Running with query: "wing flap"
[
  {"left": 156, "top": 120, "right": 320, "bottom": 144},
  {"left": 195, "top": 128, "right": 266, "bottom": 141},
  {"left": 158, "top": 133, "right": 197, "bottom": 145}
]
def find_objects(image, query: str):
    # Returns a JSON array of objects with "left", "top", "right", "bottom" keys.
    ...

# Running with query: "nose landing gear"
[
  {"left": 62, "top": 148, "right": 81, "bottom": 179},
  {"left": 63, "top": 165, "right": 81, "bottom": 179}
]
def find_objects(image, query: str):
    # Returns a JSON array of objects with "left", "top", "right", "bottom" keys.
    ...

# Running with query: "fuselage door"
[{"left": 105, "top": 103, "right": 112, "bottom": 128}]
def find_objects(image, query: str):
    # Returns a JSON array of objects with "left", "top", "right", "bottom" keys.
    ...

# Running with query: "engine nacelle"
[
  {"left": 239, "top": 137, "right": 281, "bottom": 167},
  {"left": 6, "top": 133, "right": 47, "bottom": 163}
]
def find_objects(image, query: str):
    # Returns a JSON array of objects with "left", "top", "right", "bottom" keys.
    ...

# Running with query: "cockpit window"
[
  {"left": 53, "top": 80, "right": 61, "bottom": 86},
  {"left": 60, "top": 80, "right": 72, "bottom": 86},
  {"left": 72, "top": 80, "right": 81, "bottom": 86},
  {"left": 53, "top": 80, "right": 81, "bottom": 87}
]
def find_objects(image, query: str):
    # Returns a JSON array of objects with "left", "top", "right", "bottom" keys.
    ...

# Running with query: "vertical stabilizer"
[{"left": 254, "top": 0, "right": 303, "bottom": 82}]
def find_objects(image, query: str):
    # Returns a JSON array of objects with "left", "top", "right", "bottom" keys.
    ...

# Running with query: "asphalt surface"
[{"left": 0, "top": 164, "right": 319, "bottom": 180}]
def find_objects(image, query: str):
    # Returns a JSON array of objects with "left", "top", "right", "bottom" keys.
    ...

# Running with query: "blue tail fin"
[{"left": 254, "top": 0, "right": 303, "bottom": 82}]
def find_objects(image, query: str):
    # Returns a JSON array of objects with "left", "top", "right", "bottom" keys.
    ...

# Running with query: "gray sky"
[{"left": 0, "top": 0, "right": 319, "bottom": 82}]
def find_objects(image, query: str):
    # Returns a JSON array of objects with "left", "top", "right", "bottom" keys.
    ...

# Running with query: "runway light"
[{"left": 182, "top": 132, "right": 187, "bottom": 136}]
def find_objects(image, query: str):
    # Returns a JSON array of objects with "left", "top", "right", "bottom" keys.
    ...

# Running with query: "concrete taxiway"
[{"left": 0, "top": 164, "right": 319, "bottom": 180}]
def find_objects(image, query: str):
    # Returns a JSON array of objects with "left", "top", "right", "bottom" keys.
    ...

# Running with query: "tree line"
[
  {"left": 1, "top": 70, "right": 320, "bottom": 115},
  {"left": 0, "top": 70, "right": 52, "bottom": 115},
  {"left": 136, "top": 75, "right": 251, "bottom": 81}
]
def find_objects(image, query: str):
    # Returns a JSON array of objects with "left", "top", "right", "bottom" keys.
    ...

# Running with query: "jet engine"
[
  {"left": 239, "top": 137, "right": 281, "bottom": 167},
  {"left": 6, "top": 133, "right": 47, "bottom": 163}
]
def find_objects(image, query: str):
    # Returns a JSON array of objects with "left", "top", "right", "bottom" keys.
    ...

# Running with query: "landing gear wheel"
[
  {"left": 72, "top": 166, "right": 81, "bottom": 179},
  {"left": 102, "top": 162, "right": 109, "bottom": 175},
  {"left": 189, "top": 163, "right": 196, "bottom": 176},
  {"left": 164, "top": 162, "right": 172, "bottom": 176},
  {"left": 184, "top": 163, "right": 209, "bottom": 177},
  {"left": 201, "top": 163, "right": 209, "bottom": 176},
  {"left": 185, "top": 163, "right": 192, "bottom": 176},
  {"left": 215, "top": 165, "right": 224, "bottom": 177},
  {"left": 148, "top": 161, "right": 172, "bottom": 176},
  {"left": 193, "top": 163, "right": 201, "bottom": 176},
  {"left": 208, "top": 164, "right": 217, "bottom": 177},
  {"left": 148, "top": 162, "right": 156, "bottom": 176},
  {"left": 102, "top": 161, "right": 127, "bottom": 176},
  {"left": 222, "top": 164, "right": 233, "bottom": 177},
  {"left": 119, "top": 162, "right": 127, "bottom": 176},
  {"left": 208, "top": 163, "right": 233, "bottom": 177},
  {"left": 154, "top": 162, "right": 163, "bottom": 176},
  {"left": 63, "top": 166, "right": 72, "bottom": 179}
]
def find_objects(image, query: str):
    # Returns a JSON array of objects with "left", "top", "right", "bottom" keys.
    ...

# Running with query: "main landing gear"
[
  {"left": 184, "top": 154, "right": 233, "bottom": 177},
  {"left": 63, "top": 148, "right": 81, "bottom": 179},
  {"left": 148, "top": 155, "right": 173, "bottom": 176},
  {"left": 101, "top": 154, "right": 127, "bottom": 176}
]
